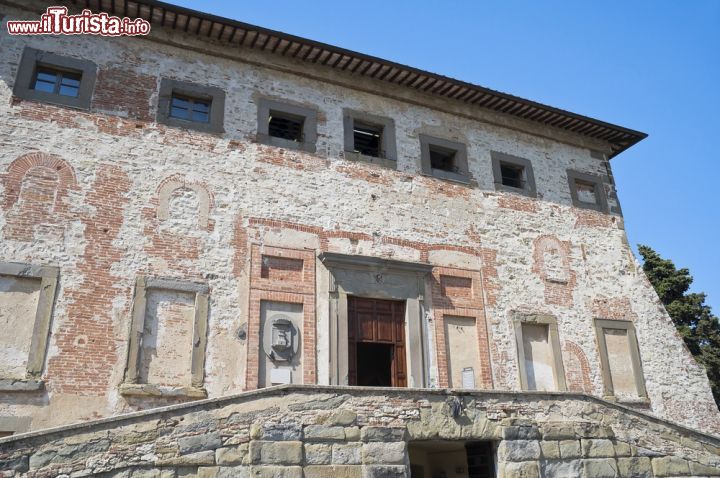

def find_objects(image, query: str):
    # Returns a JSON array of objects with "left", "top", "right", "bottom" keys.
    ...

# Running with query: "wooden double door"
[{"left": 348, "top": 296, "right": 407, "bottom": 387}]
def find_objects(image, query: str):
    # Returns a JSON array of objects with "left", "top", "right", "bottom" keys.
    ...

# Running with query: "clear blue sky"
[{"left": 171, "top": 0, "right": 720, "bottom": 312}]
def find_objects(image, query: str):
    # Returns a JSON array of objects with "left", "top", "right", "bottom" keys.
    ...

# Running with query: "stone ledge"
[
  {"left": 343, "top": 151, "right": 397, "bottom": 171},
  {"left": 1, "top": 385, "right": 719, "bottom": 476},
  {"left": 603, "top": 395, "right": 652, "bottom": 406},
  {"left": 119, "top": 383, "right": 208, "bottom": 398},
  {"left": 0, "top": 378, "right": 44, "bottom": 392},
  {"left": 2, "top": 384, "right": 718, "bottom": 448}
]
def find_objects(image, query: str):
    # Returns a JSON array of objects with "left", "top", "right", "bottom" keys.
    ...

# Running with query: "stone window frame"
[
  {"left": 567, "top": 169, "right": 609, "bottom": 213},
  {"left": 156, "top": 78, "right": 226, "bottom": 134},
  {"left": 594, "top": 319, "right": 647, "bottom": 400},
  {"left": 512, "top": 312, "right": 567, "bottom": 392},
  {"left": 256, "top": 98, "right": 318, "bottom": 153},
  {"left": 491, "top": 151, "right": 537, "bottom": 198},
  {"left": 419, "top": 134, "right": 471, "bottom": 184},
  {"left": 120, "top": 276, "right": 209, "bottom": 398},
  {"left": 342, "top": 108, "right": 397, "bottom": 169},
  {"left": 0, "top": 262, "right": 59, "bottom": 392},
  {"left": 13, "top": 47, "right": 97, "bottom": 110}
]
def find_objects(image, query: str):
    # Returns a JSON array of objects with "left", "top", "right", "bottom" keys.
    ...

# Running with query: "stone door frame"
[{"left": 319, "top": 252, "right": 432, "bottom": 388}]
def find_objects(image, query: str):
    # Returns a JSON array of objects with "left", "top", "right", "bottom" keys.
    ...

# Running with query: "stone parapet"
[{"left": 0, "top": 385, "right": 718, "bottom": 476}]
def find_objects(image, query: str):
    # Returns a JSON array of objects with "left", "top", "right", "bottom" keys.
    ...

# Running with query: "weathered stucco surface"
[
  {"left": 140, "top": 289, "right": 196, "bottom": 388},
  {"left": 0, "top": 0, "right": 718, "bottom": 447},
  {"left": 444, "top": 315, "right": 481, "bottom": 389},
  {"left": 0, "top": 276, "right": 40, "bottom": 379}
]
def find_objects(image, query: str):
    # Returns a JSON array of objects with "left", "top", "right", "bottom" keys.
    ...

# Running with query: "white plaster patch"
[
  {"left": 140, "top": 289, "right": 195, "bottom": 387},
  {"left": 0, "top": 276, "right": 41, "bottom": 378}
]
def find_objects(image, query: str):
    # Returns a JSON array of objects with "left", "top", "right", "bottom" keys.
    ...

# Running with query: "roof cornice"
[{"left": 62, "top": 0, "right": 647, "bottom": 157}]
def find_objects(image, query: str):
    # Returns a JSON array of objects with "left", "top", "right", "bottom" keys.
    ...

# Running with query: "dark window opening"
[
  {"left": 356, "top": 342, "right": 393, "bottom": 387},
  {"left": 0, "top": 431, "right": 13, "bottom": 438},
  {"left": 500, "top": 163, "right": 525, "bottom": 189},
  {"left": 33, "top": 67, "right": 81, "bottom": 97},
  {"left": 353, "top": 121, "right": 383, "bottom": 157},
  {"left": 429, "top": 145, "right": 458, "bottom": 173},
  {"left": 268, "top": 110, "right": 304, "bottom": 142},
  {"left": 169, "top": 93, "right": 211, "bottom": 123}
]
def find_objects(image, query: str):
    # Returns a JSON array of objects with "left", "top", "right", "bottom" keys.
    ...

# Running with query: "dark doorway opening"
[
  {"left": 466, "top": 441, "right": 495, "bottom": 477},
  {"left": 408, "top": 440, "right": 495, "bottom": 478},
  {"left": 356, "top": 342, "right": 393, "bottom": 386},
  {"left": 348, "top": 296, "right": 407, "bottom": 387}
]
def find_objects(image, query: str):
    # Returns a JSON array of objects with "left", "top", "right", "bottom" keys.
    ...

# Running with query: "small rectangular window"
[
  {"left": 257, "top": 99, "right": 317, "bottom": 153},
  {"left": 169, "top": 94, "right": 211, "bottom": 123},
  {"left": 33, "top": 67, "right": 82, "bottom": 98},
  {"left": 13, "top": 47, "right": 96, "bottom": 109},
  {"left": 33, "top": 70, "right": 57, "bottom": 93},
  {"left": 353, "top": 121, "right": 382, "bottom": 158},
  {"left": 575, "top": 179, "right": 599, "bottom": 204},
  {"left": 429, "top": 145, "right": 458, "bottom": 173},
  {"left": 567, "top": 170, "right": 608, "bottom": 212},
  {"left": 420, "top": 135, "right": 469, "bottom": 183},
  {"left": 500, "top": 163, "right": 525, "bottom": 189},
  {"left": 491, "top": 152, "right": 536, "bottom": 197},
  {"left": 268, "top": 110, "right": 304, "bottom": 142},
  {"left": 343, "top": 110, "right": 397, "bottom": 168},
  {"left": 157, "top": 78, "right": 225, "bottom": 134}
]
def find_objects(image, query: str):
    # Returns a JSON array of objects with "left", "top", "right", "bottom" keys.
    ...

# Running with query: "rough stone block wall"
[
  {"left": 0, "top": 0, "right": 718, "bottom": 438},
  {"left": 0, "top": 387, "right": 719, "bottom": 477}
]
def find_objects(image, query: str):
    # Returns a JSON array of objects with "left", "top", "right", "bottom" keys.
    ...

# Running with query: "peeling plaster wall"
[
  {"left": 140, "top": 289, "right": 195, "bottom": 388},
  {"left": 522, "top": 324, "right": 557, "bottom": 392},
  {"left": 443, "top": 316, "right": 481, "bottom": 389},
  {"left": 0, "top": 1, "right": 717, "bottom": 436},
  {"left": 0, "top": 276, "right": 40, "bottom": 379}
]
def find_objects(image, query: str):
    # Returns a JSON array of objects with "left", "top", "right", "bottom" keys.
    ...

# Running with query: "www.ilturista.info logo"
[{"left": 6, "top": 6, "right": 151, "bottom": 36}]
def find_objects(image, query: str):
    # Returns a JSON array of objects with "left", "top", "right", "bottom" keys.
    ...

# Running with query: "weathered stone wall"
[
  {"left": 0, "top": 0, "right": 718, "bottom": 437},
  {"left": 0, "top": 386, "right": 719, "bottom": 477}
]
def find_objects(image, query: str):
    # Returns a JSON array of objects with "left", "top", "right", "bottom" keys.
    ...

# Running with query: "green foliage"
[{"left": 638, "top": 245, "right": 720, "bottom": 406}]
